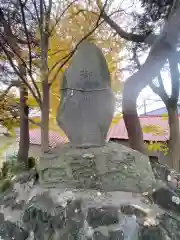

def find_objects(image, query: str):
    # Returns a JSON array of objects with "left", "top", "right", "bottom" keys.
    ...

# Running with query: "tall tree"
[
  {"left": 0, "top": 0, "right": 108, "bottom": 156},
  {"left": 150, "top": 60, "right": 180, "bottom": 170},
  {"left": 97, "top": 0, "right": 180, "bottom": 157},
  {"left": 0, "top": 6, "right": 31, "bottom": 166},
  {"left": 127, "top": 39, "right": 180, "bottom": 170}
]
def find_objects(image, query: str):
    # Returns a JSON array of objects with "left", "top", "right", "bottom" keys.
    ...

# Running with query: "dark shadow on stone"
[
  {"left": 93, "top": 230, "right": 109, "bottom": 240},
  {"left": 0, "top": 220, "right": 28, "bottom": 240},
  {"left": 109, "top": 230, "right": 124, "bottom": 240},
  {"left": 87, "top": 206, "right": 119, "bottom": 228},
  {"left": 120, "top": 204, "right": 148, "bottom": 218},
  {"left": 151, "top": 187, "right": 180, "bottom": 213},
  {"left": 139, "top": 225, "right": 163, "bottom": 240}
]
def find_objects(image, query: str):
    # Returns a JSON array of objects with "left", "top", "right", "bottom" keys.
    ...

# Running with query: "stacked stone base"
[
  {"left": 0, "top": 170, "right": 179, "bottom": 239},
  {"left": 38, "top": 143, "right": 156, "bottom": 193},
  {"left": 0, "top": 143, "right": 180, "bottom": 239}
]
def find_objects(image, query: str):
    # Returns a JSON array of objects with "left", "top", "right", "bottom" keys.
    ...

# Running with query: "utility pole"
[{"left": 143, "top": 100, "right": 147, "bottom": 115}]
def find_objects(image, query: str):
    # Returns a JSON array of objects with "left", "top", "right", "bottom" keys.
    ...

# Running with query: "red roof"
[
  {"left": 16, "top": 116, "right": 178, "bottom": 146},
  {"left": 107, "top": 116, "right": 177, "bottom": 142},
  {"left": 16, "top": 129, "right": 69, "bottom": 148}
]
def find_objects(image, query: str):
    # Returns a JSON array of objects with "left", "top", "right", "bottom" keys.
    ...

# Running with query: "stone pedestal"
[{"left": 38, "top": 142, "right": 156, "bottom": 193}]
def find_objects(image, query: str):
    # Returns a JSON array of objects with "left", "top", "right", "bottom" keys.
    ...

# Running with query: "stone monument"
[
  {"left": 56, "top": 41, "right": 115, "bottom": 147},
  {"left": 39, "top": 41, "right": 155, "bottom": 193}
]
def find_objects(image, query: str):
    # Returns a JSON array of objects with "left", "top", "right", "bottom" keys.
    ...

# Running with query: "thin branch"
[
  {"left": 1, "top": 44, "right": 42, "bottom": 108},
  {"left": 19, "top": 0, "right": 33, "bottom": 72},
  {"left": 1, "top": 33, "right": 42, "bottom": 104},
  {"left": 132, "top": 46, "right": 141, "bottom": 69},
  {"left": 48, "top": 3, "right": 111, "bottom": 83},
  {"left": 43, "top": 0, "right": 47, "bottom": 13},
  {"left": 49, "top": 18, "right": 104, "bottom": 86},
  {"left": 96, "top": 0, "right": 108, "bottom": 24},
  {"left": 99, "top": 9, "right": 156, "bottom": 44},
  {"left": 0, "top": 8, "right": 42, "bottom": 104},
  {"left": 149, "top": 73, "right": 169, "bottom": 104},
  {"left": 49, "top": 48, "right": 69, "bottom": 56},
  {"left": 31, "top": 0, "right": 41, "bottom": 29},
  {"left": 0, "top": 7, "right": 36, "bottom": 46},
  {"left": 28, "top": 118, "right": 41, "bottom": 126},
  {"left": 45, "top": 0, "right": 52, "bottom": 35},
  {"left": 169, "top": 55, "right": 180, "bottom": 104},
  {"left": 0, "top": 81, "right": 20, "bottom": 100},
  {"left": 49, "top": 0, "right": 77, "bottom": 35}
]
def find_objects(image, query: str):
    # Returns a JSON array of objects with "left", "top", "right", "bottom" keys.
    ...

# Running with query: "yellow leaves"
[
  {"left": 110, "top": 113, "right": 122, "bottom": 127},
  {"left": 142, "top": 124, "right": 166, "bottom": 136},
  {"left": 49, "top": 118, "right": 67, "bottom": 136},
  {"left": 145, "top": 141, "right": 168, "bottom": 155},
  {"left": 1, "top": 111, "right": 20, "bottom": 136},
  {"left": 96, "top": 0, "right": 103, "bottom": 9},
  {"left": 143, "top": 123, "right": 169, "bottom": 155},
  {"left": 161, "top": 113, "right": 168, "bottom": 121},
  {"left": 111, "top": 79, "right": 122, "bottom": 92},
  {"left": 29, "top": 117, "right": 41, "bottom": 130},
  {"left": 28, "top": 2, "right": 123, "bottom": 132},
  {"left": 27, "top": 96, "right": 39, "bottom": 108}
]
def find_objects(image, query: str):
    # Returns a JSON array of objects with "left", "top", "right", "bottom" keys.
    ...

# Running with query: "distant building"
[
  {"left": 107, "top": 116, "right": 177, "bottom": 164},
  {"left": 140, "top": 104, "right": 180, "bottom": 116},
  {"left": 11, "top": 114, "right": 175, "bottom": 163},
  {"left": 16, "top": 129, "right": 68, "bottom": 158}
]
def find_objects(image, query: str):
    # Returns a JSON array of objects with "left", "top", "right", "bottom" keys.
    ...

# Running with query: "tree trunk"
[
  {"left": 41, "top": 81, "right": 49, "bottom": 153},
  {"left": 122, "top": 7, "right": 180, "bottom": 154},
  {"left": 123, "top": 98, "right": 146, "bottom": 154},
  {"left": 40, "top": 33, "right": 49, "bottom": 153},
  {"left": 167, "top": 105, "right": 180, "bottom": 171},
  {"left": 17, "top": 83, "right": 29, "bottom": 167},
  {"left": 39, "top": 0, "right": 50, "bottom": 153}
]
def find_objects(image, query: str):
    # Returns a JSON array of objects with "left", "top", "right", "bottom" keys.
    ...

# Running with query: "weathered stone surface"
[
  {"left": 87, "top": 206, "right": 119, "bottom": 228},
  {"left": 0, "top": 220, "right": 28, "bottom": 240},
  {"left": 0, "top": 173, "right": 179, "bottom": 239},
  {"left": 150, "top": 160, "right": 180, "bottom": 191},
  {"left": 1, "top": 148, "right": 180, "bottom": 239},
  {"left": 139, "top": 225, "right": 163, "bottom": 240},
  {"left": 120, "top": 205, "right": 148, "bottom": 218},
  {"left": 151, "top": 187, "right": 180, "bottom": 213},
  {"left": 38, "top": 142, "right": 155, "bottom": 193},
  {"left": 56, "top": 41, "right": 115, "bottom": 147},
  {"left": 109, "top": 230, "right": 124, "bottom": 240}
]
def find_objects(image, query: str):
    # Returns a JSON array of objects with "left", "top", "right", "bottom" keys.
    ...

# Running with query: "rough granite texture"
[
  {"left": 56, "top": 41, "right": 115, "bottom": 147},
  {"left": 0, "top": 170, "right": 179, "bottom": 240},
  {"left": 38, "top": 142, "right": 156, "bottom": 193}
]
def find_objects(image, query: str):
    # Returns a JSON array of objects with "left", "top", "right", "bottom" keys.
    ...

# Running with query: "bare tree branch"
[
  {"left": 96, "top": 6, "right": 156, "bottom": 44},
  {"left": 0, "top": 81, "right": 20, "bottom": 100},
  {"left": 31, "top": 0, "right": 41, "bottom": 29},
  {"left": 49, "top": 19, "right": 104, "bottom": 86},
  {"left": 19, "top": 0, "right": 33, "bottom": 72},
  {"left": 0, "top": 7, "right": 42, "bottom": 105},
  {"left": 169, "top": 56, "right": 180, "bottom": 105},
  {"left": 28, "top": 118, "right": 41, "bottom": 126},
  {"left": 0, "top": 34, "right": 42, "bottom": 105},
  {"left": 1, "top": 44, "right": 42, "bottom": 108},
  {"left": 149, "top": 73, "right": 169, "bottom": 104},
  {"left": 131, "top": 46, "right": 141, "bottom": 69},
  {"left": 49, "top": 1, "right": 113, "bottom": 85},
  {"left": 49, "top": 0, "right": 78, "bottom": 35}
]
